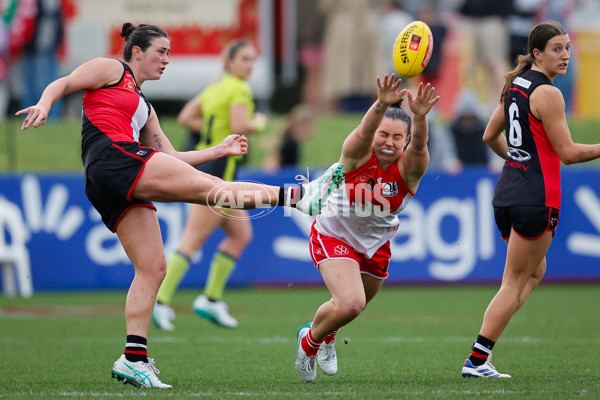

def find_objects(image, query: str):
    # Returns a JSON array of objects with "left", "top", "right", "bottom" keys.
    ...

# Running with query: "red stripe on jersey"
[
  {"left": 529, "top": 113, "right": 561, "bottom": 209},
  {"left": 508, "top": 87, "right": 529, "bottom": 98}
]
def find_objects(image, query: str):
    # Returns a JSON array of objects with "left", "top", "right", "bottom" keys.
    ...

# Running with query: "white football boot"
[
  {"left": 111, "top": 355, "right": 172, "bottom": 388},
  {"left": 192, "top": 294, "right": 238, "bottom": 328},
  {"left": 152, "top": 301, "right": 175, "bottom": 331},
  {"left": 317, "top": 340, "right": 338, "bottom": 375},
  {"left": 295, "top": 324, "right": 317, "bottom": 382},
  {"left": 295, "top": 163, "right": 344, "bottom": 216},
  {"left": 462, "top": 354, "right": 511, "bottom": 378}
]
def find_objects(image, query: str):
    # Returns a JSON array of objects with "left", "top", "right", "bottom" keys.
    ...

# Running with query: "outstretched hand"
[
  {"left": 219, "top": 134, "right": 248, "bottom": 157},
  {"left": 406, "top": 82, "right": 440, "bottom": 118},
  {"left": 376, "top": 73, "right": 407, "bottom": 106},
  {"left": 16, "top": 104, "right": 50, "bottom": 130}
]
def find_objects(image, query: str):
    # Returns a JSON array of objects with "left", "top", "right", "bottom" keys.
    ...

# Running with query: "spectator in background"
[
  {"left": 20, "top": 0, "right": 64, "bottom": 120},
  {"left": 319, "top": 0, "right": 384, "bottom": 112},
  {"left": 0, "top": 11, "right": 10, "bottom": 121},
  {"left": 413, "top": 2, "right": 455, "bottom": 172},
  {"left": 507, "top": 0, "right": 542, "bottom": 67},
  {"left": 297, "top": 0, "right": 325, "bottom": 108},
  {"left": 427, "top": 114, "right": 461, "bottom": 174},
  {"left": 4, "top": 0, "right": 32, "bottom": 120},
  {"left": 418, "top": 2, "right": 447, "bottom": 89},
  {"left": 379, "top": 0, "right": 413, "bottom": 76},
  {"left": 263, "top": 103, "right": 318, "bottom": 172},
  {"left": 458, "top": 0, "right": 510, "bottom": 111},
  {"left": 449, "top": 89, "right": 503, "bottom": 172}
]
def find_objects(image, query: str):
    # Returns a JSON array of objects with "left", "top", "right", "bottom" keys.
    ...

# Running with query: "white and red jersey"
[
  {"left": 81, "top": 61, "right": 150, "bottom": 167},
  {"left": 315, "top": 153, "right": 414, "bottom": 258}
]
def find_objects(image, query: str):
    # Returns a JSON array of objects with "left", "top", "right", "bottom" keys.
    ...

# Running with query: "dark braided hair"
[{"left": 120, "top": 23, "right": 169, "bottom": 62}]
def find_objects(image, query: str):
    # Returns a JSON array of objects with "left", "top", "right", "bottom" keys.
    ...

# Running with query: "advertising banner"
[{"left": 1, "top": 167, "right": 599, "bottom": 293}]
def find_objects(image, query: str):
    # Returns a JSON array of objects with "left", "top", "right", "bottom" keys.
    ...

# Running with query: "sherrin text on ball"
[{"left": 393, "top": 20, "right": 433, "bottom": 78}]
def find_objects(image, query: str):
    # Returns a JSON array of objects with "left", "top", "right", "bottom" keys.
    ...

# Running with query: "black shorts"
[
  {"left": 84, "top": 142, "right": 157, "bottom": 232},
  {"left": 198, "top": 156, "right": 239, "bottom": 181},
  {"left": 494, "top": 205, "right": 560, "bottom": 240}
]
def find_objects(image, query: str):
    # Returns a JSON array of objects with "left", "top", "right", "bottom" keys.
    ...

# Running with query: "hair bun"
[
  {"left": 120, "top": 23, "right": 135, "bottom": 40},
  {"left": 390, "top": 99, "right": 404, "bottom": 108}
]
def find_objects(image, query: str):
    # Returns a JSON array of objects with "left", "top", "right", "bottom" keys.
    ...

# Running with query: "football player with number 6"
[{"left": 462, "top": 20, "right": 600, "bottom": 379}]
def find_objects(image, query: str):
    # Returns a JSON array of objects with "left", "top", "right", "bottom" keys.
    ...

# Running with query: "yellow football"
[{"left": 392, "top": 21, "right": 433, "bottom": 78}]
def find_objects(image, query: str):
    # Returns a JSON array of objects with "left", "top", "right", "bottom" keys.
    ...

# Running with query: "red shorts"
[{"left": 309, "top": 224, "right": 391, "bottom": 279}]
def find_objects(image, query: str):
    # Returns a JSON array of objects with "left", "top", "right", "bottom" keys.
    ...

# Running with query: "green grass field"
[
  {"left": 1, "top": 285, "right": 598, "bottom": 399},
  {"left": 2, "top": 115, "right": 600, "bottom": 172}
]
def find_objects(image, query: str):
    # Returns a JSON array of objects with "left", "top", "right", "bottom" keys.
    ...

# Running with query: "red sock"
[
  {"left": 323, "top": 329, "right": 339, "bottom": 344},
  {"left": 301, "top": 329, "right": 322, "bottom": 357}
]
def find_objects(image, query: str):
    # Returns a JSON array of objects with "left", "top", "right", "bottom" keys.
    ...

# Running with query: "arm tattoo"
[
  {"left": 153, "top": 134, "right": 163, "bottom": 149},
  {"left": 374, "top": 102, "right": 382, "bottom": 114}
]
